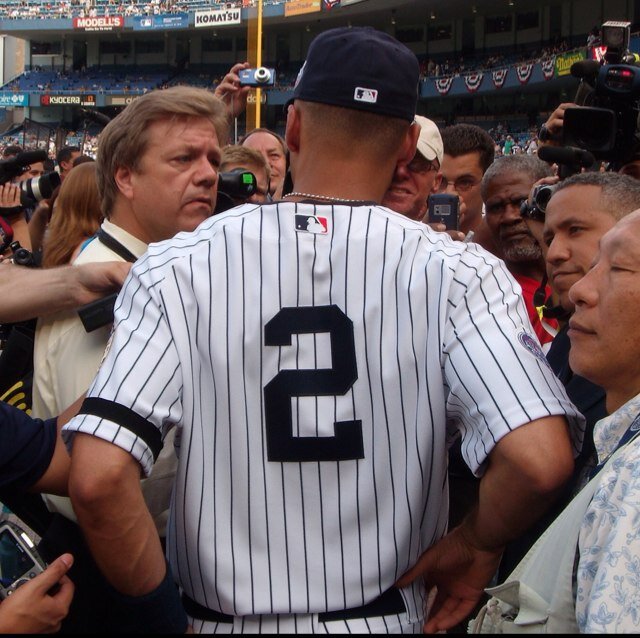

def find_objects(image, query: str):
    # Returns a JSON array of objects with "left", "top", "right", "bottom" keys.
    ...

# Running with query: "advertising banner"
[
  {"left": 194, "top": 7, "right": 241, "bottom": 28},
  {"left": 73, "top": 15, "right": 123, "bottom": 31},
  {"left": 555, "top": 49, "right": 586, "bottom": 77},
  {"left": 104, "top": 95, "right": 142, "bottom": 106},
  {"left": 40, "top": 94, "right": 97, "bottom": 106},
  {"left": 0, "top": 93, "right": 28, "bottom": 107},
  {"left": 285, "top": 0, "right": 321, "bottom": 17},
  {"left": 133, "top": 14, "right": 189, "bottom": 30}
]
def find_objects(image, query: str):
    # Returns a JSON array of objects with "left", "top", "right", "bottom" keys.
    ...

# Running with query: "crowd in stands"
[
  {"left": 5, "top": 66, "right": 168, "bottom": 95},
  {"left": 0, "top": 33, "right": 582, "bottom": 99},
  {"left": 0, "top": 0, "right": 249, "bottom": 20},
  {"left": 0, "top": 0, "right": 290, "bottom": 21},
  {"left": 420, "top": 37, "right": 572, "bottom": 79}
]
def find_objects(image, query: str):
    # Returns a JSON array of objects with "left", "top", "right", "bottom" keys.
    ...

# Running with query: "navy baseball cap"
[{"left": 291, "top": 27, "right": 420, "bottom": 122}]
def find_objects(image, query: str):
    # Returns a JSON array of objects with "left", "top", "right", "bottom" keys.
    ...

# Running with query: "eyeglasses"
[
  {"left": 438, "top": 176, "right": 479, "bottom": 193},
  {"left": 408, "top": 157, "right": 439, "bottom": 174}
]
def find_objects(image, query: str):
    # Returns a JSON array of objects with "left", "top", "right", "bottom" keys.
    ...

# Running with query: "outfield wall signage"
[
  {"left": 194, "top": 8, "right": 241, "bottom": 27},
  {"left": 73, "top": 15, "right": 124, "bottom": 31},
  {"left": 285, "top": 0, "right": 321, "bottom": 17},
  {"left": 555, "top": 49, "right": 586, "bottom": 77},
  {"left": 40, "top": 94, "right": 97, "bottom": 106},
  {"left": 104, "top": 95, "right": 142, "bottom": 106},
  {"left": 0, "top": 93, "right": 28, "bottom": 107},
  {"left": 133, "top": 14, "right": 189, "bottom": 30}
]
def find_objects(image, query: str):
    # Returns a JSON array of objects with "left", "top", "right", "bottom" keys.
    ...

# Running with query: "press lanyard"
[{"left": 590, "top": 413, "right": 640, "bottom": 480}]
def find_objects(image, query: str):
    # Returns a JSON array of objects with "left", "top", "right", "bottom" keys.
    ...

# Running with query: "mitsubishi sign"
[{"left": 73, "top": 15, "right": 124, "bottom": 31}]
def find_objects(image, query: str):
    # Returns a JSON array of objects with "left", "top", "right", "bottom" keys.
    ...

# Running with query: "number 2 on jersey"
[{"left": 264, "top": 305, "right": 364, "bottom": 462}]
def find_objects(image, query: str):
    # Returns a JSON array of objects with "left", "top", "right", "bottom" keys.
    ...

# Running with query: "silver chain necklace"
[{"left": 283, "top": 192, "right": 369, "bottom": 204}]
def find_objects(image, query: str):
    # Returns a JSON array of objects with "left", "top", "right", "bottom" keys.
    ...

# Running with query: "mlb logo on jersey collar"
[{"left": 295, "top": 214, "right": 328, "bottom": 234}]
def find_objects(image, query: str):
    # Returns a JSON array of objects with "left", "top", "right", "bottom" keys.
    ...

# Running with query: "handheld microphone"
[{"left": 538, "top": 145, "right": 596, "bottom": 168}]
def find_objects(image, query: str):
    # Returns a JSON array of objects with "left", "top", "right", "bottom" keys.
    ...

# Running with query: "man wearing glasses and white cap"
[{"left": 382, "top": 114, "right": 444, "bottom": 223}]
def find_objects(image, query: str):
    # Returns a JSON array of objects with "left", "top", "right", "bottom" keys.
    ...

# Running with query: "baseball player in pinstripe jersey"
[{"left": 63, "top": 28, "right": 584, "bottom": 634}]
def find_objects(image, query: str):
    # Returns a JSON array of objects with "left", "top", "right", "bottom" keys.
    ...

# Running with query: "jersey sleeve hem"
[{"left": 62, "top": 410, "right": 156, "bottom": 477}]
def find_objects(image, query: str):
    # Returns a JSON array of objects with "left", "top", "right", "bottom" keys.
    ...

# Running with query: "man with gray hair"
[
  {"left": 482, "top": 154, "right": 556, "bottom": 347},
  {"left": 498, "top": 170, "right": 640, "bottom": 579}
]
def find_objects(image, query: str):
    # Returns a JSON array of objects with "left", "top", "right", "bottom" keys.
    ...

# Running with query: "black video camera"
[
  {"left": 565, "top": 21, "right": 640, "bottom": 167},
  {"left": 0, "top": 150, "right": 61, "bottom": 207},
  {"left": 214, "top": 169, "right": 258, "bottom": 214}
]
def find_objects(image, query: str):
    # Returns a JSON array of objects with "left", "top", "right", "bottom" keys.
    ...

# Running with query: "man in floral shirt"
[{"left": 568, "top": 209, "right": 640, "bottom": 632}]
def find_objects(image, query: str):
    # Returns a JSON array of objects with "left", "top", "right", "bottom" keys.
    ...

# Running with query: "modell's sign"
[
  {"left": 194, "top": 8, "right": 241, "bottom": 27},
  {"left": 40, "top": 94, "right": 97, "bottom": 106},
  {"left": 73, "top": 15, "right": 124, "bottom": 31}
]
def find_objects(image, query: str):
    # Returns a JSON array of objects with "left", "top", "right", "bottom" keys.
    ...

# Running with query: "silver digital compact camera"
[
  {"left": 0, "top": 521, "right": 47, "bottom": 599},
  {"left": 238, "top": 66, "right": 276, "bottom": 87}
]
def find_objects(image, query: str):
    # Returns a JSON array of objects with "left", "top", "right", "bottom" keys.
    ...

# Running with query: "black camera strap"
[
  {"left": 77, "top": 229, "right": 139, "bottom": 333},
  {"left": 97, "top": 229, "right": 138, "bottom": 264}
]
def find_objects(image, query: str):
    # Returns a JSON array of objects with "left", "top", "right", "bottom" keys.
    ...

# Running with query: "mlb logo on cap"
[
  {"left": 291, "top": 26, "right": 419, "bottom": 122},
  {"left": 354, "top": 87, "right": 378, "bottom": 105}
]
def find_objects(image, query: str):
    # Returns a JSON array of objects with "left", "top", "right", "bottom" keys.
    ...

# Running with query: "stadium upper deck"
[{"left": 0, "top": 0, "right": 637, "bottom": 134}]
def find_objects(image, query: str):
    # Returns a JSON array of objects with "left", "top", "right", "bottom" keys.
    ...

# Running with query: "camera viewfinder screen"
[{"left": 0, "top": 530, "right": 35, "bottom": 587}]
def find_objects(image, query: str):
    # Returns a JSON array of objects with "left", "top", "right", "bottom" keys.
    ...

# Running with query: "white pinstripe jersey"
[{"left": 63, "top": 201, "right": 584, "bottom": 618}]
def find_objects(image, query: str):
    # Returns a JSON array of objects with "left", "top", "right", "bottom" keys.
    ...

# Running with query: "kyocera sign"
[{"left": 40, "top": 94, "right": 97, "bottom": 106}]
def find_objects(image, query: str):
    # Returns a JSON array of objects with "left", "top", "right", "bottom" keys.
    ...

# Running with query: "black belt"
[{"left": 182, "top": 587, "right": 405, "bottom": 623}]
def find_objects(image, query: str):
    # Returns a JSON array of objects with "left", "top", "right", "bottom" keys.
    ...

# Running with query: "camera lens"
[
  {"left": 19, "top": 171, "right": 61, "bottom": 204},
  {"left": 533, "top": 185, "right": 555, "bottom": 213},
  {"left": 255, "top": 67, "right": 271, "bottom": 83}
]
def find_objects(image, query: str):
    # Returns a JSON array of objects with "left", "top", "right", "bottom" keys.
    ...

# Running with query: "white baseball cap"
[{"left": 415, "top": 115, "right": 443, "bottom": 165}]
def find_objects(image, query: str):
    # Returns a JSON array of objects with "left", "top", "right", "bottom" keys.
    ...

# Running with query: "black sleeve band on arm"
[
  {"left": 80, "top": 397, "right": 163, "bottom": 462},
  {"left": 104, "top": 560, "right": 188, "bottom": 634}
]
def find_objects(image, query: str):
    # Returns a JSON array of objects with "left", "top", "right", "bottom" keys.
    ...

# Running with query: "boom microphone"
[
  {"left": 570, "top": 59, "right": 601, "bottom": 80},
  {"left": 78, "top": 108, "right": 112, "bottom": 127},
  {"left": 538, "top": 145, "right": 596, "bottom": 167}
]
